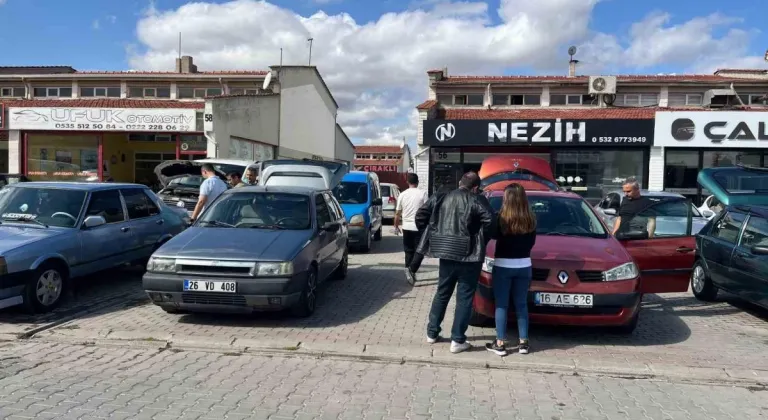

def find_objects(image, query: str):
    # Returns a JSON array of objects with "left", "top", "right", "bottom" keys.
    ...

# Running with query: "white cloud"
[
  {"left": 128, "top": 0, "right": 765, "bottom": 146},
  {"left": 92, "top": 19, "right": 100, "bottom": 30}
]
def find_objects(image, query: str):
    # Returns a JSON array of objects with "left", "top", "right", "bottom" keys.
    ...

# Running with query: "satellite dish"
[
  {"left": 262, "top": 72, "right": 273, "bottom": 90},
  {"left": 568, "top": 46, "right": 577, "bottom": 56}
]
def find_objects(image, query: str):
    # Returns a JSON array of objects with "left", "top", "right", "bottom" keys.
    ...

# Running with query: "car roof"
[
  {"left": 343, "top": 171, "right": 372, "bottom": 182},
  {"left": 486, "top": 189, "right": 583, "bottom": 199},
  {"left": 224, "top": 185, "right": 320, "bottom": 196},
  {"left": 11, "top": 182, "right": 147, "bottom": 191}
]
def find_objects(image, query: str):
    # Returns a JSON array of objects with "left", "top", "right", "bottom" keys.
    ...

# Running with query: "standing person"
[
  {"left": 485, "top": 183, "right": 537, "bottom": 356},
  {"left": 417, "top": 172, "right": 494, "bottom": 353},
  {"left": 409, "top": 185, "right": 453, "bottom": 280},
  {"left": 611, "top": 177, "right": 656, "bottom": 238},
  {"left": 190, "top": 163, "right": 227, "bottom": 222},
  {"left": 244, "top": 167, "right": 258, "bottom": 185},
  {"left": 393, "top": 174, "right": 429, "bottom": 285},
  {"left": 227, "top": 171, "right": 246, "bottom": 188}
]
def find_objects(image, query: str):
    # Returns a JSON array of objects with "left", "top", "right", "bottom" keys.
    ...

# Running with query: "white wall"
[
  {"left": 648, "top": 146, "right": 664, "bottom": 191},
  {"left": 415, "top": 146, "right": 430, "bottom": 193},
  {"left": 208, "top": 95, "right": 279, "bottom": 159},
  {"left": 334, "top": 124, "right": 354, "bottom": 163},
  {"left": 7, "top": 130, "right": 21, "bottom": 174}
]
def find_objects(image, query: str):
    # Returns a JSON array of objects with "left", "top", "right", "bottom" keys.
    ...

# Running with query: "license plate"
[
  {"left": 183, "top": 280, "right": 237, "bottom": 293},
  {"left": 534, "top": 292, "right": 593, "bottom": 307}
]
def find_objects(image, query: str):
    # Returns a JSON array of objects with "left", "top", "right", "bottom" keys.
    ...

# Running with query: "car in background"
[
  {"left": 691, "top": 165, "right": 768, "bottom": 309},
  {"left": 154, "top": 158, "right": 257, "bottom": 214},
  {"left": 0, "top": 174, "right": 30, "bottom": 188},
  {"left": 380, "top": 183, "right": 400, "bottom": 222},
  {"left": 143, "top": 159, "right": 349, "bottom": 317},
  {"left": 472, "top": 156, "right": 695, "bottom": 333},
  {"left": 698, "top": 194, "right": 723, "bottom": 220},
  {"left": 332, "top": 171, "right": 383, "bottom": 252},
  {"left": 0, "top": 182, "right": 188, "bottom": 313},
  {"left": 594, "top": 190, "right": 711, "bottom": 235}
]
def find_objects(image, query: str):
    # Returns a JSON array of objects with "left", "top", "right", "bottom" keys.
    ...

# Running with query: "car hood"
[
  {"left": 0, "top": 225, "right": 68, "bottom": 253},
  {"left": 339, "top": 203, "right": 368, "bottom": 221},
  {"left": 155, "top": 227, "right": 313, "bottom": 260},
  {"left": 487, "top": 235, "right": 631, "bottom": 271},
  {"left": 154, "top": 160, "right": 226, "bottom": 187}
]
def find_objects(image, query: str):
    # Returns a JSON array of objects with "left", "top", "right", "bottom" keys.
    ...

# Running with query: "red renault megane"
[{"left": 472, "top": 156, "right": 696, "bottom": 333}]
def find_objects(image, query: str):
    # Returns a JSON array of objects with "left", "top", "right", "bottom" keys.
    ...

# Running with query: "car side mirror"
[
  {"left": 604, "top": 208, "right": 617, "bottom": 216},
  {"left": 371, "top": 198, "right": 383, "bottom": 206},
  {"left": 83, "top": 215, "right": 106, "bottom": 228},
  {"left": 615, "top": 230, "right": 649, "bottom": 240},
  {"left": 750, "top": 245, "right": 768, "bottom": 255},
  {"left": 321, "top": 221, "right": 341, "bottom": 232}
]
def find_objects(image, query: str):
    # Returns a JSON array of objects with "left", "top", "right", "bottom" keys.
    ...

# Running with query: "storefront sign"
[
  {"left": 355, "top": 165, "right": 398, "bottom": 172},
  {"left": 655, "top": 111, "right": 768, "bottom": 148},
  {"left": 423, "top": 119, "right": 654, "bottom": 146},
  {"left": 7, "top": 107, "right": 198, "bottom": 132}
]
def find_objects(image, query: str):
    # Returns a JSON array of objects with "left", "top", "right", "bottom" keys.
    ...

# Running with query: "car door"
[
  {"left": 369, "top": 179, "right": 383, "bottom": 231},
  {"left": 78, "top": 189, "right": 135, "bottom": 273},
  {"left": 323, "top": 192, "right": 345, "bottom": 266},
  {"left": 729, "top": 213, "right": 768, "bottom": 307},
  {"left": 700, "top": 210, "right": 746, "bottom": 291},
  {"left": 314, "top": 194, "right": 335, "bottom": 279},
  {"left": 616, "top": 197, "right": 695, "bottom": 293},
  {"left": 120, "top": 187, "right": 165, "bottom": 261}
]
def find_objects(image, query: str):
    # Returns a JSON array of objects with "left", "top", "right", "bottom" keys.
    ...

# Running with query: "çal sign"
[
  {"left": 423, "top": 119, "right": 654, "bottom": 146},
  {"left": 654, "top": 111, "right": 768, "bottom": 148},
  {"left": 7, "top": 107, "right": 198, "bottom": 132}
]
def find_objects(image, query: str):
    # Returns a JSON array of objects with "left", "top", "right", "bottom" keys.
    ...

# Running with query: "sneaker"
[
  {"left": 404, "top": 268, "right": 416, "bottom": 286},
  {"left": 450, "top": 341, "right": 471, "bottom": 354},
  {"left": 518, "top": 340, "right": 530, "bottom": 354},
  {"left": 426, "top": 335, "right": 441, "bottom": 344},
  {"left": 485, "top": 341, "right": 507, "bottom": 356}
]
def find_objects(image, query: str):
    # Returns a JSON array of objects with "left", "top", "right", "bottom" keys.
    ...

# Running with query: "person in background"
[
  {"left": 227, "top": 171, "right": 246, "bottom": 188},
  {"left": 244, "top": 167, "right": 258, "bottom": 185},
  {"left": 394, "top": 173, "right": 429, "bottom": 285},
  {"left": 612, "top": 177, "right": 656, "bottom": 238},
  {"left": 190, "top": 163, "right": 228, "bottom": 222},
  {"left": 417, "top": 172, "right": 494, "bottom": 354},
  {"left": 486, "top": 183, "right": 537, "bottom": 356},
  {"left": 410, "top": 185, "right": 454, "bottom": 280}
]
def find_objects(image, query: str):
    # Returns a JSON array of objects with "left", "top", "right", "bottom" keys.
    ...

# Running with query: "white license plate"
[
  {"left": 183, "top": 280, "right": 237, "bottom": 293},
  {"left": 535, "top": 292, "right": 593, "bottom": 307}
]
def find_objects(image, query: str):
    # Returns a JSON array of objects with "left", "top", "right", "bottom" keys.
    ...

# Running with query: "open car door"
[
  {"left": 615, "top": 197, "right": 695, "bottom": 294},
  {"left": 259, "top": 159, "right": 349, "bottom": 190},
  {"left": 478, "top": 155, "right": 559, "bottom": 191}
]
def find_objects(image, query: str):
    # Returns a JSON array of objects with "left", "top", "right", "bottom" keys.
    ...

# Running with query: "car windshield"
[
  {"left": 489, "top": 195, "right": 607, "bottom": 237},
  {"left": 381, "top": 185, "right": 391, "bottom": 196},
  {"left": 199, "top": 192, "right": 311, "bottom": 230},
  {"left": 0, "top": 186, "right": 86, "bottom": 228},
  {"left": 712, "top": 167, "right": 768, "bottom": 194},
  {"left": 333, "top": 181, "right": 368, "bottom": 204}
]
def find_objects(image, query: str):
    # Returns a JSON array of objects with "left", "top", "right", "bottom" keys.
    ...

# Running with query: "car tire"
[
  {"left": 333, "top": 249, "right": 349, "bottom": 280},
  {"left": 468, "top": 307, "right": 493, "bottom": 327},
  {"left": 691, "top": 260, "right": 718, "bottom": 301},
  {"left": 23, "top": 262, "right": 67, "bottom": 314},
  {"left": 359, "top": 230, "right": 372, "bottom": 253},
  {"left": 373, "top": 227, "right": 382, "bottom": 241},
  {"left": 291, "top": 268, "right": 318, "bottom": 317}
]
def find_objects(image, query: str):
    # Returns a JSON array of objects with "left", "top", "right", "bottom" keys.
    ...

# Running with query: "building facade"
[
  {"left": 415, "top": 68, "right": 768, "bottom": 205},
  {"left": 0, "top": 57, "right": 354, "bottom": 185},
  {"left": 353, "top": 143, "right": 412, "bottom": 173}
]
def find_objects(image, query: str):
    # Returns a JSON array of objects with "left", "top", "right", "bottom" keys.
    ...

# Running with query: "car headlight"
[
  {"left": 349, "top": 214, "right": 365, "bottom": 226},
  {"left": 147, "top": 257, "right": 177, "bottom": 273},
  {"left": 255, "top": 262, "right": 293, "bottom": 276},
  {"left": 603, "top": 262, "right": 639, "bottom": 281},
  {"left": 482, "top": 257, "right": 494, "bottom": 273}
]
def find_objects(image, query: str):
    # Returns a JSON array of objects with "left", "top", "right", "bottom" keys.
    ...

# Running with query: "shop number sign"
[{"left": 7, "top": 107, "right": 198, "bottom": 132}]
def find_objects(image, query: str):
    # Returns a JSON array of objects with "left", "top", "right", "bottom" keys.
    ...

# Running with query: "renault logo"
[
  {"left": 558, "top": 270, "right": 569, "bottom": 284},
  {"left": 435, "top": 123, "right": 456, "bottom": 142}
]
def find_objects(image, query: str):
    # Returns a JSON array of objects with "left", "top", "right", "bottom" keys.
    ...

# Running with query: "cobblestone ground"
[
  {"left": 0, "top": 341, "right": 765, "bottom": 420},
  {"left": 4, "top": 231, "right": 768, "bottom": 372}
]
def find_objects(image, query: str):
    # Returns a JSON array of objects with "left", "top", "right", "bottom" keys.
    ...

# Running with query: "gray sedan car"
[
  {"left": 0, "top": 182, "right": 188, "bottom": 313},
  {"left": 143, "top": 159, "right": 349, "bottom": 317}
]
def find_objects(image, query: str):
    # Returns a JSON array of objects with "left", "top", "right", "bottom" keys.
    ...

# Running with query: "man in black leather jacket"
[{"left": 415, "top": 172, "right": 494, "bottom": 353}]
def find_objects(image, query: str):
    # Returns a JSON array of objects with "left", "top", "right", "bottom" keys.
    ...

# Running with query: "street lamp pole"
[{"left": 308, "top": 38, "right": 314, "bottom": 66}]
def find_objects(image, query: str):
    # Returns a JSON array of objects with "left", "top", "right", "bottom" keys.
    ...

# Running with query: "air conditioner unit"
[
  {"left": 588, "top": 76, "right": 617, "bottom": 95},
  {"left": 703, "top": 88, "right": 739, "bottom": 108}
]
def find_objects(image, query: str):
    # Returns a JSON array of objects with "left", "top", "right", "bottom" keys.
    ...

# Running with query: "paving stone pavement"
[
  {"left": 0, "top": 341, "right": 765, "bottom": 420},
  {"left": 7, "top": 231, "right": 768, "bottom": 373}
]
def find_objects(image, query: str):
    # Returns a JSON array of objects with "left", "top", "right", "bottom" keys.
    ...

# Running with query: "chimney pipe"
[{"left": 568, "top": 59, "right": 579, "bottom": 77}]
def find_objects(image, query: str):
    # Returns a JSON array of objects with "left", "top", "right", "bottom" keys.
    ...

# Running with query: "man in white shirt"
[
  {"left": 394, "top": 173, "right": 428, "bottom": 285},
  {"left": 191, "top": 163, "right": 228, "bottom": 221}
]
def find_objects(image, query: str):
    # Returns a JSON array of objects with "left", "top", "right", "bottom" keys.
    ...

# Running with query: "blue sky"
[{"left": 0, "top": 0, "right": 766, "bottom": 144}]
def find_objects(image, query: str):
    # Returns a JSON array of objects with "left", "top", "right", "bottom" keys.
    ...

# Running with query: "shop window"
[
  {"left": 492, "top": 94, "right": 509, "bottom": 105},
  {"left": 135, "top": 152, "right": 177, "bottom": 187},
  {"left": 26, "top": 134, "right": 99, "bottom": 181},
  {"left": 663, "top": 150, "right": 698, "bottom": 198},
  {"left": 668, "top": 93, "right": 703, "bottom": 106},
  {"left": 510, "top": 95, "right": 541, "bottom": 105},
  {"left": 180, "top": 135, "right": 207, "bottom": 153},
  {"left": 33, "top": 87, "right": 72, "bottom": 98},
  {"left": 552, "top": 150, "right": 645, "bottom": 203},
  {"left": 129, "top": 133, "right": 174, "bottom": 142},
  {"left": 80, "top": 87, "right": 121, "bottom": 97},
  {"left": 0, "top": 87, "right": 25, "bottom": 97}
]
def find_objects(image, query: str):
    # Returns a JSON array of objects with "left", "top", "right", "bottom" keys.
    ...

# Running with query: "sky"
[{"left": 0, "top": 0, "right": 766, "bottom": 147}]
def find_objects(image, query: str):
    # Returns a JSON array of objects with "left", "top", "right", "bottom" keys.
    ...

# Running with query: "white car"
[
  {"left": 380, "top": 183, "right": 401, "bottom": 221},
  {"left": 698, "top": 195, "right": 723, "bottom": 220}
]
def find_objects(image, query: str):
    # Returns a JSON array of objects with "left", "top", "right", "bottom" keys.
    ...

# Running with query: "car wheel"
[
  {"left": 333, "top": 249, "right": 349, "bottom": 280},
  {"left": 373, "top": 226, "right": 382, "bottom": 241},
  {"left": 691, "top": 260, "right": 718, "bottom": 301},
  {"left": 359, "top": 229, "right": 372, "bottom": 253},
  {"left": 292, "top": 268, "right": 318, "bottom": 317},
  {"left": 468, "top": 307, "right": 493, "bottom": 327},
  {"left": 23, "top": 263, "right": 67, "bottom": 314}
]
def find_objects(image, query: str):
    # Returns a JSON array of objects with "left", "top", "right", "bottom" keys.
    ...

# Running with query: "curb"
[{"left": 28, "top": 329, "right": 768, "bottom": 389}]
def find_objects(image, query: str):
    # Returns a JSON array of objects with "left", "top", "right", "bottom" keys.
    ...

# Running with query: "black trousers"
[{"left": 403, "top": 229, "right": 424, "bottom": 273}]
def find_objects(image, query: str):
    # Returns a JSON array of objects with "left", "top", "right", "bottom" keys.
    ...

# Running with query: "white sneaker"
[
  {"left": 450, "top": 341, "right": 471, "bottom": 354},
  {"left": 426, "top": 335, "right": 441, "bottom": 344}
]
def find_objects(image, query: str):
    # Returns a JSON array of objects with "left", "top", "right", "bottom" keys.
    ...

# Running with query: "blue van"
[{"left": 333, "top": 171, "right": 383, "bottom": 252}]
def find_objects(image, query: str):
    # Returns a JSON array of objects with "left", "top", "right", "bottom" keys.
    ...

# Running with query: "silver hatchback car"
[{"left": 0, "top": 182, "right": 188, "bottom": 313}]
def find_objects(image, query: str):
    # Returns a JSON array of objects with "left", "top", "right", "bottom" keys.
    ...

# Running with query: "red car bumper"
[{"left": 474, "top": 270, "right": 641, "bottom": 327}]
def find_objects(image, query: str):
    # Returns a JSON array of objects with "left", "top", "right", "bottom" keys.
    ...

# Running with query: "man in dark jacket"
[
  {"left": 416, "top": 172, "right": 494, "bottom": 353},
  {"left": 407, "top": 185, "right": 453, "bottom": 284}
]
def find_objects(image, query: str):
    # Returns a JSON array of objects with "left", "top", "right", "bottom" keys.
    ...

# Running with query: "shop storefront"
[
  {"left": 7, "top": 106, "right": 204, "bottom": 185},
  {"left": 422, "top": 118, "right": 655, "bottom": 203},
  {"left": 654, "top": 111, "right": 768, "bottom": 205}
]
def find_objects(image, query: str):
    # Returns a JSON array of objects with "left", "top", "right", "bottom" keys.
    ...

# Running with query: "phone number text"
[
  {"left": 591, "top": 136, "right": 648, "bottom": 143},
  {"left": 53, "top": 123, "right": 192, "bottom": 132}
]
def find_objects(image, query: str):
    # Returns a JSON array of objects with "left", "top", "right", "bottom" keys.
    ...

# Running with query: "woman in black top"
[{"left": 486, "top": 183, "right": 537, "bottom": 356}]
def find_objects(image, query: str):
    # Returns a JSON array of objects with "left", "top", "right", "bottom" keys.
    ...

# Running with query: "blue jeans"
[
  {"left": 491, "top": 266, "right": 533, "bottom": 341},
  {"left": 427, "top": 259, "right": 481, "bottom": 344}
]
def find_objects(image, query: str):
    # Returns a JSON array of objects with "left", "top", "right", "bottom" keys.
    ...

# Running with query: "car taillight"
[{"left": 388, "top": 197, "right": 395, "bottom": 204}]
